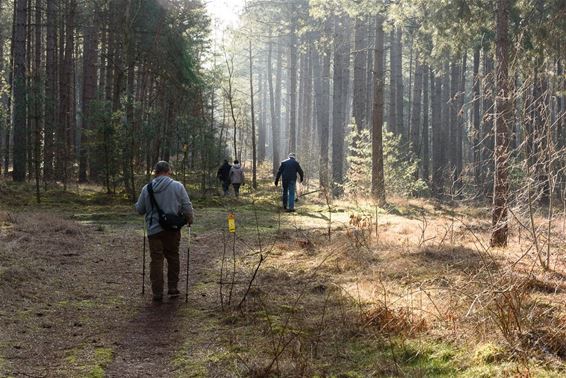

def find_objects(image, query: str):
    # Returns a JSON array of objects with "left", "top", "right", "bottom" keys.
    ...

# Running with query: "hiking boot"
[
  {"left": 168, "top": 289, "right": 180, "bottom": 298},
  {"left": 286, "top": 209, "right": 295, "bottom": 213}
]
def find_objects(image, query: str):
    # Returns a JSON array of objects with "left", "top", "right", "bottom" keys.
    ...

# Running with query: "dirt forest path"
[
  {"left": 0, "top": 209, "right": 235, "bottom": 377},
  {"left": 105, "top": 228, "right": 223, "bottom": 377}
]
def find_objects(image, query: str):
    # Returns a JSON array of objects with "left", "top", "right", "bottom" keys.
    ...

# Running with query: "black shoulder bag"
[{"left": 147, "top": 182, "right": 187, "bottom": 231}]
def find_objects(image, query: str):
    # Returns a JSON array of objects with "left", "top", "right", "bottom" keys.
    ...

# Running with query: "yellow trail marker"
[{"left": 227, "top": 212, "right": 236, "bottom": 233}]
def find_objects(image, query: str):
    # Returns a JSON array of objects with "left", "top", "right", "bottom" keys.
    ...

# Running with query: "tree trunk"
[
  {"left": 431, "top": 70, "right": 443, "bottom": 196},
  {"left": 366, "top": 17, "right": 375, "bottom": 128},
  {"left": 456, "top": 54, "right": 467, "bottom": 189},
  {"left": 558, "top": 59, "right": 565, "bottom": 150},
  {"left": 79, "top": 7, "right": 99, "bottom": 182},
  {"left": 388, "top": 29, "right": 397, "bottom": 134},
  {"left": 491, "top": 0, "right": 511, "bottom": 248},
  {"left": 4, "top": 2, "right": 16, "bottom": 176},
  {"left": 482, "top": 49, "right": 494, "bottom": 195},
  {"left": 289, "top": 23, "right": 298, "bottom": 153},
  {"left": 331, "top": 15, "right": 349, "bottom": 196},
  {"left": 410, "top": 57, "right": 423, "bottom": 167},
  {"left": 249, "top": 39, "right": 257, "bottom": 189},
  {"left": 314, "top": 23, "right": 331, "bottom": 190},
  {"left": 448, "top": 61, "right": 460, "bottom": 185},
  {"left": 0, "top": 0, "right": 4, "bottom": 176},
  {"left": 395, "top": 28, "right": 404, "bottom": 140},
  {"left": 26, "top": 0, "right": 32, "bottom": 180},
  {"left": 258, "top": 69, "right": 266, "bottom": 162},
  {"left": 12, "top": 0, "right": 27, "bottom": 182},
  {"left": 302, "top": 42, "right": 313, "bottom": 161},
  {"left": 371, "top": 15, "right": 385, "bottom": 206},
  {"left": 33, "top": 0, "right": 42, "bottom": 201},
  {"left": 43, "top": 0, "right": 56, "bottom": 184},
  {"left": 353, "top": 18, "right": 367, "bottom": 131},
  {"left": 274, "top": 35, "right": 282, "bottom": 159},
  {"left": 297, "top": 48, "right": 306, "bottom": 154},
  {"left": 472, "top": 47, "right": 481, "bottom": 188},
  {"left": 421, "top": 65, "right": 430, "bottom": 181},
  {"left": 103, "top": 4, "right": 115, "bottom": 193},
  {"left": 439, "top": 63, "right": 450, "bottom": 193},
  {"left": 267, "top": 31, "right": 279, "bottom": 175}
]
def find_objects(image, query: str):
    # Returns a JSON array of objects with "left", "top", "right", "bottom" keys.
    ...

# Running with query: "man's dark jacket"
[
  {"left": 217, "top": 162, "right": 231, "bottom": 182},
  {"left": 275, "top": 158, "right": 304, "bottom": 185}
]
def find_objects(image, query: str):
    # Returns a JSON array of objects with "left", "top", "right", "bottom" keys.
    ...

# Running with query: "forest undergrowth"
[{"left": 0, "top": 178, "right": 565, "bottom": 377}]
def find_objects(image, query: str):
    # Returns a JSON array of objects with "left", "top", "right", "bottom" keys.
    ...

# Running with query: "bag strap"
[{"left": 147, "top": 182, "right": 163, "bottom": 214}]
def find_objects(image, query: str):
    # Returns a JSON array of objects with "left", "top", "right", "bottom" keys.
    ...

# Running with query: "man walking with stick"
[{"left": 136, "top": 161, "right": 194, "bottom": 302}]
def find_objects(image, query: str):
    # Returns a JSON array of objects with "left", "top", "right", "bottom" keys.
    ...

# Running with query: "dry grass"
[{"left": 1, "top": 187, "right": 566, "bottom": 376}]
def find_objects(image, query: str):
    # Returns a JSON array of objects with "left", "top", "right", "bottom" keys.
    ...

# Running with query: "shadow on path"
[{"left": 106, "top": 299, "right": 184, "bottom": 377}]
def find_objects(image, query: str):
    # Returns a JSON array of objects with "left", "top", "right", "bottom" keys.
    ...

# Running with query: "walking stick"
[
  {"left": 185, "top": 226, "right": 191, "bottom": 303},
  {"left": 142, "top": 219, "right": 146, "bottom": 295}
]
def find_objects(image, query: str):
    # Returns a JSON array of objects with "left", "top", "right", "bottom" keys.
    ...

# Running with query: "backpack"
[{"left": 147, "top": 182, "right": 187, "bottom": 231}]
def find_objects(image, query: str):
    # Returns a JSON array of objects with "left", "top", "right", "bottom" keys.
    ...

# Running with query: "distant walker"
[
  {"left": 275, "top": 153, "right": 304, "bottom": 212},
  {"left": 229, "top": 160, "right": 245, "bottom": 198},
  {"left": 217, "top": 159, "right": 232, "bottom": 196}
]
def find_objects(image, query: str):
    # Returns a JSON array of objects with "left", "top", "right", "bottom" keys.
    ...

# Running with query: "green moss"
[
  {"left": 0, "top": 355, "right": 5, "bottom": 375},
  {"left": 65, "top": 354, "right": 78, "bottom": 365},
  {"left": 473, "top": 343, "right": 504, "bottom": 364},
  {"left": 87, "top": 366, "right": 105, "bottom": 378},
  {"left": 172, "top": 341, "right": 209, "bottom": 377},
  {"left": 94, "top": 347, "right": 113, "bottom": 367},
  {"left": 62, "top": 346, "right": 113, "bottom": 377}
]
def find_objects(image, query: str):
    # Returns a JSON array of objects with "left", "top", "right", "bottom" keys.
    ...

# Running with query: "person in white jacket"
[
  {"left": 135, "top": 161, "right": 194, "bottom": 302},
  {"left": 229, "top": 160, "right": 245, "bottom": 197}
]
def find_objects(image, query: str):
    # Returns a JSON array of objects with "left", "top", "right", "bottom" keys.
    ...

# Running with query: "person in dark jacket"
[
  {"left": 275, "top": 153, "right": 304, "bottom": 212},
  {"left": 217, "top": 160, "right": 232, "bottom": 196}
]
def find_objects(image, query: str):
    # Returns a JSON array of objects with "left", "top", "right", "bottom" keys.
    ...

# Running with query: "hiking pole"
[
  {"left": 142, "top": 219, "right": 146, "bottom": 295},
  {"left": 185, "top": 226, "right": 191, "bottom": 303}
]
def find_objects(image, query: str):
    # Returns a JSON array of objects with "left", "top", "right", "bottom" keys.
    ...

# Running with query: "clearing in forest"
[{"left": 0, "top": 181, "right": 565, "bottom": 377}]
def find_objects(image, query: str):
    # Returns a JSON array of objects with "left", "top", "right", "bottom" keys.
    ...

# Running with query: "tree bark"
[
  {"left": 289, "top": 22, "right": 298, "bottom": 153},
  {"left": 371, "top": 15, "right": 385, "bottom": 206},
  {"left": 388, "top": 28, "right": 397, "bottom": 134},
  {"left": 302, "top": 42, "right": 313, "bottom": 160},
  {"left": 4, "top": 2, "right": 16, "bottom": 175},
  {"left": 79, "top": 6, "right": 99, "bottom": 182},
  {"left": 456, "top": 54, "right": 467, "bottom": 189},
  {"left": 43, "top": 0, "right": 56, "bottom": 184},
  {"left": 249, "top": 39, "right": 257, "bottom": 189},
  {"left": 314, "top": 23, "right": 331, "bottom": 190},
  {"left": 366, "top": 17, "right": 375, "bottom": 128},
  {"left": 448, "top": 61, "right": 460, "bottom": 183},
  {"left": 472, "top": 47, "right": 481, "bottom": 187},
  {"left": 410, "top": 57, "right": 423, "bottom": 167},
  {"left": 267, "top": 31, "right": 279, "bottom": 175},
  {"left": 353, "top": 18, "right": 368, "bottom": 131},
  {"left": 33, "top": 0, "right": 42, "bottom": 201},
  {"left": 273, "top": 37, "right": 284, "bottom": 162},
  {"left": 482, "top": 49, "right": 494, "bottom": 195},
  {"left": 491, "top": 0, "right": 511, "bottom": 247},
  {"left": 0, "top": 0, "right": 4, "bottom": 176},
  {"left": 395, "top": 28, "right": 404, "bottom": 140},
  {"left": 258, "top": 68, "right": 266, "bottom": 162},
  {"left": 12, "top": 0, "right": 28, "bottom": 182},
  {"left": 331, "top": 15, "right": 350, "bottom": 196},
  {"left": 421, "top": 65, "right": 430, "bottom": 181},
  {"left": 431, "top": 70, "right": 443, "bottom": 196}
]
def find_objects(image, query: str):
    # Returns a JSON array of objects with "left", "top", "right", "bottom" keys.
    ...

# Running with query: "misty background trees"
[{"left": 0, "top": 0, "right": 565, "bottom": 248}]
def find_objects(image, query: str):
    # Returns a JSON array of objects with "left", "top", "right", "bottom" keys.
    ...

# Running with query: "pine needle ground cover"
[{"left": 0, "top": 181, "right": 565, "bottom": 377}]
